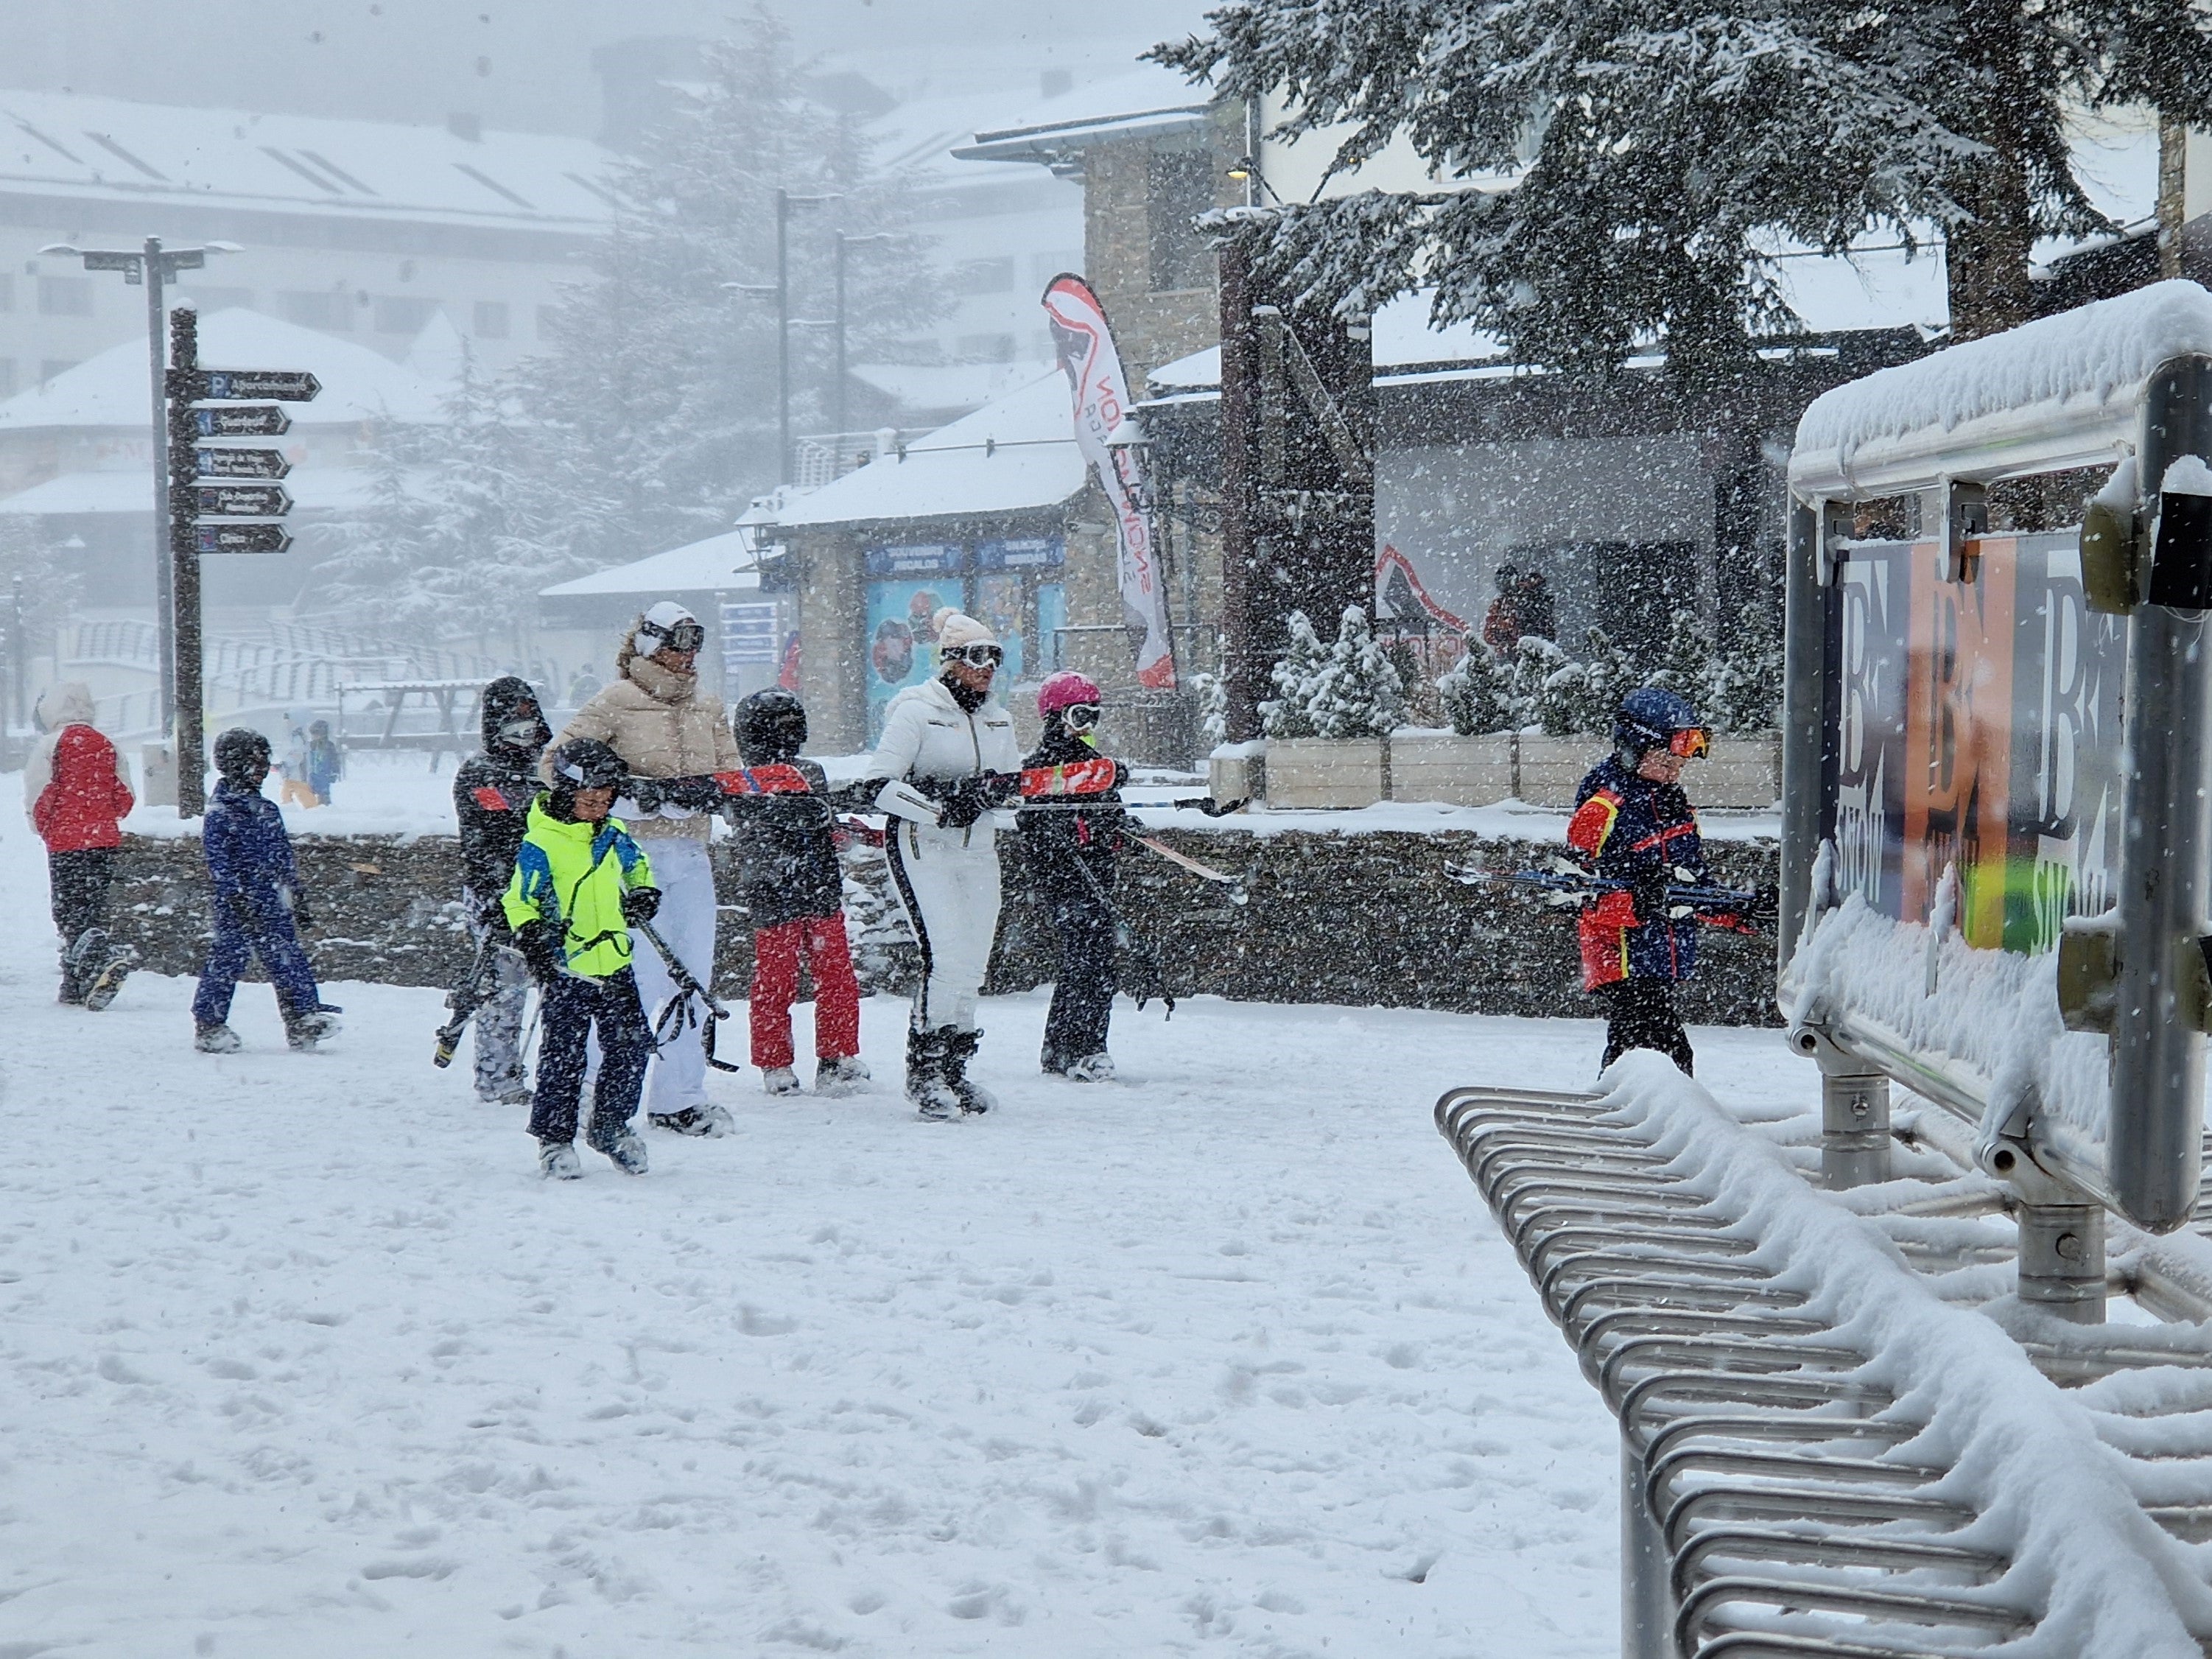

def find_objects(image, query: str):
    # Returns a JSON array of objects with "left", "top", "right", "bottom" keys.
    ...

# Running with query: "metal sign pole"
[
  {"left": 2110, "top": 356, "right": 2212, "bottom": 1230},
  {"left": 167, "top": 306, "right": 205, "bottom": 817},
  {"left": 144, "top": 237, "right": 175, "bottom": 736}
]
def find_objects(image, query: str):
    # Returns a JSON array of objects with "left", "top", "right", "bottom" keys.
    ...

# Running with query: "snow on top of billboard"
[{"left": 1793, "top": 279, "right": 2212, "bottom": 497}]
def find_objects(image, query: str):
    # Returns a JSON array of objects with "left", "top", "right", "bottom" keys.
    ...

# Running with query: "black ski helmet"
[
  {"left": 1614, "top": 686, "right": 1704, "bottom": 762},
  {"left": 213, "top": 727, "right": 273, "bottom": 788},
  {"left": 481, "top": 675, "right": 550, "bottom": 759},
  {"left": 545, "top": 737, "right": 626, "bottom": 819},
  {"left": 734, "top": 688, "right": 807, "bottom": 764}
]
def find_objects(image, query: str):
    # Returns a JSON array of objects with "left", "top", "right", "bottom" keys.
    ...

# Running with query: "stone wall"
[{"left": 105, "top": 827, "right": 1780, "bottom": 1027}]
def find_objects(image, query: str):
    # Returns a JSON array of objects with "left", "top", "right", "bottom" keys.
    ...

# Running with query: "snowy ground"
[{"left": 0, "top": 804, "right": 1812, "bottom": 1656}]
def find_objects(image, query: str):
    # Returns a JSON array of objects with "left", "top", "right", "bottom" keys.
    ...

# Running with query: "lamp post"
[
  {"left": 726, "top": 190, "right": 840, "bottom": 488},
  {"left": 38, "top": 236, "right": 237, "bottom": 752}
]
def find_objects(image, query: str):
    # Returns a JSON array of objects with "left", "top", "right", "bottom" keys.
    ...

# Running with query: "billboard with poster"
[
  {"left": 864, "top": 578, "right": 960, "bottom": 736},
  {"left": 1829, "top": 530, "right": 2125, "bottom": 955}
]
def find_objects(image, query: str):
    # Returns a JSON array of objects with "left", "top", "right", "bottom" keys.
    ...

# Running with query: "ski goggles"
[
  {"left": 1061, "top": 702, "right": 1102, "bottom": 732},
  {"left": 497, "top": 715, "right": 543, "bottom": 746},
  {"left": 640, "top": 618, "right": 707, "bottom": 654},
  {"left": 943, "top": 642, "right": 1004, "bottom": 668},
  {"left": 1668, "top": 726, "right": 1712, "bottom": 760}
]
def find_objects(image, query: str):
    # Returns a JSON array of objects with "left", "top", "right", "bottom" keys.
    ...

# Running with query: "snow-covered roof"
[
  {"left": 1792, "top": 278, "right": 2212, "bottom": 498},
  {"left": 765, "top": 370, "right": 1085, "bottom": 530},
  {"left": 850, "top": 359, "right": 1058, "bottom": 417},
  {"left": 0, "top": 308, "right": 449, "bottom": 432},
  {"left": 953, "top": 66, "right": 1214, "bottom": 165},
  {"left": 0, "top": 89, "right": 614, "bottom": 234},
  {"left": 538, "top": 530, "right": 762, "bottom": 600}
]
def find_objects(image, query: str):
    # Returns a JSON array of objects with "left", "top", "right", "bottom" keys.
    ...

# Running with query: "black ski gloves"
[
  {"left": 939, "top": 776, "right": 991, "bottom": 830},
  {"left": 622, "top": 885, "right": 662, "bottom": 925},
  {"left": 513, "top": 919, "right": 565, "bottom": 983},
  {"left": 289, "top": 894, "right": 315, "bottom": 934},
  {"left": 1741, "top": 883, "right": 1780, "bottom": 930},
  {"left": 1628, "top": 866, "right": 1671, "bottom": 926}
]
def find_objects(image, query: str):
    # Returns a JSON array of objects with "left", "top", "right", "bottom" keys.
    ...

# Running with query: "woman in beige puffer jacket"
[{"left": 547, "top": 605, "right": 744, "bottom": 1134}]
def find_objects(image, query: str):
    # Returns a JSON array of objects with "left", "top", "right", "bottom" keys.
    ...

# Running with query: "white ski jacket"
[{"left": 866, "top": 677, "right": 1022, "bottom": 843}]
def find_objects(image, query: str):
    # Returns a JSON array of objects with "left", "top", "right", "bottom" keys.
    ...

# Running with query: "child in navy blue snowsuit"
[{"left": 192, "top": 728, "right": 338, "bottom": 1053}]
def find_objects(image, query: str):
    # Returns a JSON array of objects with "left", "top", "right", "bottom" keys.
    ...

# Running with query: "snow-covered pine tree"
[
  {"left": 1568, "top": 628, "right": 1637, "bottom": 734},
  {"left": 1156, "top": 2, "right": 2212, "bottom": 368},
  {"left": 1313, "top": 604, "right": 1406, "bottom": 737},
  {"left": 1436, "top": 642, "right": 1511, "bottom": 736},
  {"left": 1192, "top": 667, "right": 1231, "bottom": 747},
  {"left": 505, "top": 7, "right": 937, "bottom": 570},
  {"left": 1261, "top": 608, "right": 1328, "bottom": 737},
  {"left": 1707, "top": 600, "right": 1785, "bottom": 732},
  {"left": 1648, "top": 611, "right": 1718, "bottom": 706},
  {"left": 1505, "top": 635, "right": 1570, "bottom": 732}
]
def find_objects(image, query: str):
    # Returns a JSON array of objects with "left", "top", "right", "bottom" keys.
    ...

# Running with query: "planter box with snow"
[
  {"left": 1696, "top": 733, "right": 1783, "bottom": 808},
  {"left": 1388, "top": 732, "right": 1517, "bottom": 806},
  {"left": 1265, "top": 737, "right": 1386, "bottom": 809},
  {"left": 1516, "top": 734, "right": 1597, "bottom": 807},
  {"left": 1209, "top": 740, "right": 1266, "bottom": 809}
]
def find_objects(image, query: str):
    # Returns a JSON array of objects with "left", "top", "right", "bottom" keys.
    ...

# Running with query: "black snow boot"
[
  {"left": 905, "top": 1025, "right": 961, "bottom": 1120},
  {"left": 941, "top": 1028, "right": 993, "bottom": 1116}
]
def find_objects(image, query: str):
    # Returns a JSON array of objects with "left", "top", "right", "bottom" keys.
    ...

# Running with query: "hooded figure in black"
[{"left": 452, "top": 676, "right": 551, "bottom": 1104}]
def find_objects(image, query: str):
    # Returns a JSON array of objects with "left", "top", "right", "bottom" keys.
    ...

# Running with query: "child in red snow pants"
[{"left": 749, "top": 913, "right": 862, "bottom": 1067}]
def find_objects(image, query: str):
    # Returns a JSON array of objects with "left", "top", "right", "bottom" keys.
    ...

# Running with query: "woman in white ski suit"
[{"left": 866, "top": 608, "right": 1022, "bottom": 1118}]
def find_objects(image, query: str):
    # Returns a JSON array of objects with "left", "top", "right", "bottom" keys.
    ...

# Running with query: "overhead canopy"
[
  {"left": 538, "top": 529, "right": 762, "bottom": 599},
  {"left": 1791, "top": 278, "right": 2212, "bottom": 499},
  {"left": 952, "top": 66, "right": 1213, "bottom": 169},
  {"left": 0, "top": 307, "right": 449, "bottom": 431},
  {"left": 762, "top": 370, "right": 1086, "bottom": 530}
]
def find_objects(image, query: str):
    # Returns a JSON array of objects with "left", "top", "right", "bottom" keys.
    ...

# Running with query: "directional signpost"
[{"left": 164, "top": 305, "right": 317, "bottom": 814}]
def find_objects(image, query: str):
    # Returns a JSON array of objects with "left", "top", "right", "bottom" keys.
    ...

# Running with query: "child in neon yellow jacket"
[{"left": 502, "top": 738, "right": 661, "bottom": 1180}]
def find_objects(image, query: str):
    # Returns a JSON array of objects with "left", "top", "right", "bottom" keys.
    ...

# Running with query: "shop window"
[{"left": 1145, "top": 149, "right": 1215, "bottom": 293}]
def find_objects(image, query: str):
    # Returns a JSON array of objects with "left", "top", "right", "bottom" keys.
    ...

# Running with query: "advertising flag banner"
[{"left": 1042, "top": 273, "right": 1176, "bottom": 690}]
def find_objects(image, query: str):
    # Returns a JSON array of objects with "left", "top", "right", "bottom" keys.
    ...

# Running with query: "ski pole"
[
  {"left": 1067, "top": 853, "right": 1175, "bottom": 1018},
  {"left": 631, "top": 913, "right": 745, "bottom": 1072}
]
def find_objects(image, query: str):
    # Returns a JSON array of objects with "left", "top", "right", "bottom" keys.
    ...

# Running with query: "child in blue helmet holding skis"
[{"left": 1566, "top": 687, "right": 1758, "bottom": 1076}]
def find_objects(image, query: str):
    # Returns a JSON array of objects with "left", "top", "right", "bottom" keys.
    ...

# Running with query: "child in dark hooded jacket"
[{"left": 452, "top": 676, "right": 552, "bottom": 1103}]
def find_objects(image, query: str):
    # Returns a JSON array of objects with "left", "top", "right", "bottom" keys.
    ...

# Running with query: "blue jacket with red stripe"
[{"left": 1566, "top": 755, "right": 1707, "bottom": 989}]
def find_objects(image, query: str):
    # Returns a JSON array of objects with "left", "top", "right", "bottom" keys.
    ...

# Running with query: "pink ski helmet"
[{"left": 1037, "top": 670, "right": 1102, "bottom": 716}]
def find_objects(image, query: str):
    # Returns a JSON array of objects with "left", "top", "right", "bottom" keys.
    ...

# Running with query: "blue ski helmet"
[{"left": 1614, "top": 687, "right": 1704, "bottom": 759}]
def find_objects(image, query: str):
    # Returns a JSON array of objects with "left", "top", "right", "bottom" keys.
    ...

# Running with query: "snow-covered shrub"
[
  {"left": 1707, "top": 603, "right": 1783, "bottom": 732},
  {"left": 1260, "top": 609, "right": 1328, "bottom": 738},
  {"left": 1264, "top": 605, "right": 1406, "bottom": 740},
  {"left": 1191, "top": 669, "right": 1229, "bottom": 747},
  {"left": 1436, "top": 643, "right": 1513, "bottom": 736}
]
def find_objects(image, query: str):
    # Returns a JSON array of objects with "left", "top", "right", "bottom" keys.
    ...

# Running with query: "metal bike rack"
[{"left": 1436, "top": 1080, "right": 2212, "bottom": 1657}]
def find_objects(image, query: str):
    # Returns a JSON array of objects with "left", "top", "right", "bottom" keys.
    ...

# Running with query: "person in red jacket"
[{"left": 23, "top": 682, "right": 136, "bottom": 1007}]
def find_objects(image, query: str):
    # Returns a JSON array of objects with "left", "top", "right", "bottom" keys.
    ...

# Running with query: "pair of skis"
[{"left": 1443, "top": 855, "right": 1770, "bottom": 925}]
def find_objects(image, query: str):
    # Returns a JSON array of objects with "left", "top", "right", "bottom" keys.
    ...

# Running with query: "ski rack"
[
  {"left": 1436, "top": 1083, "right": 2212, "bottom": 1659},
  {"left": 1780, "top": 281, "right": 2212, "bottom": 1306}
]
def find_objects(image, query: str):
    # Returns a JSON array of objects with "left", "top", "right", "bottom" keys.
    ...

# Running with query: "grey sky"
[{"left": 0, "top": 0, "right": 1213, "bottom": 138}]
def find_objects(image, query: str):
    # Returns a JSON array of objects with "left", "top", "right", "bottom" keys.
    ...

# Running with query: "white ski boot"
[
  {"left": 815, "top": 1055, "right": 871, "bottom": 1097},
  {"left": 589, "top": 1125, "right": 649, "bottom": 1176},
  {"left": 762, "top": 1065, "right": 803, "bottom": 1097},
  {"left": 284, "top": 1004, "right": 342, "bottom": 1051},
  {"left": 538, "top": 1140, "right": 583, "bottom": 1180},
  {"left": 647, "top": 1104, "right": 733, "bottom": 1137},
  {"left": 194, "top": 1023, "right": 242, "bottom": 1054},
  {"left": 1063, "top": 1052, "right": 1116, "bottom": 1083}
]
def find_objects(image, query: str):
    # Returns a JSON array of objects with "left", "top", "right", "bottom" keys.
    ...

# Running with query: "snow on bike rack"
[{"left": 1438, "top": 1056, "right": 2212, "bottom": 1658}]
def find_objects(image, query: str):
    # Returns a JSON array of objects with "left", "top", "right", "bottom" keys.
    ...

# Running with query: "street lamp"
[
  {"left": 39, "top": 236, "right": 239, "bottom": 747},
  {"left": 724, "top": 190, "right": 840, "bottom": 487}
]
